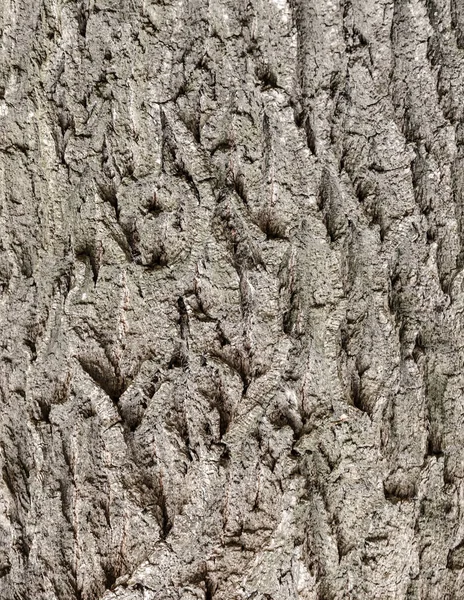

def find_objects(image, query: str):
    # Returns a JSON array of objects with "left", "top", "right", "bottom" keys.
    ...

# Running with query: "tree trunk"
[{"left": 1, "top": 0, "right": 464, "bottom": 598}]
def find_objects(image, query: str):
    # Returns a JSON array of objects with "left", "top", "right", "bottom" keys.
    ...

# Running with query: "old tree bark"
[{"left": 1, "top": 0, "right": 464, "bottom": 598}]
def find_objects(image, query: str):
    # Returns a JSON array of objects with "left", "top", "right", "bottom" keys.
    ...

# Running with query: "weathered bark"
[{"left": 1, "top": 0, "right": 464, "bottom": 598}]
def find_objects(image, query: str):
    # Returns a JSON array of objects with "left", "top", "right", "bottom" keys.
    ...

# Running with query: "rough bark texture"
[{"left": 1, "top": 0, "right": 464, "bottom": 598}]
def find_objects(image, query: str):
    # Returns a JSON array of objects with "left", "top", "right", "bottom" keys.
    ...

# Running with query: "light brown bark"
[{"left": 1, "top": 0, "right": 464, "bottom": 598}]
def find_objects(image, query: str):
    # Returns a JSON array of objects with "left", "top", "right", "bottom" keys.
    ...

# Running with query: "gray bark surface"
[{"left": 1, "top": 0, "right": 464, "bottom": 598}]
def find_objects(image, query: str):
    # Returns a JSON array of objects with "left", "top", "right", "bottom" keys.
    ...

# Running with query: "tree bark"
[{"left": 1, "top": 0, "right": 464, "bottom": 598}]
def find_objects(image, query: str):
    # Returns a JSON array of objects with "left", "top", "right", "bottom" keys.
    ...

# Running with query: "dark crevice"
[
  {"left": 77, "top": 3, "right": 89, "bottom": 37},
  {"left": 255, "top": 62, "right": 278, "bottom": 89}
]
